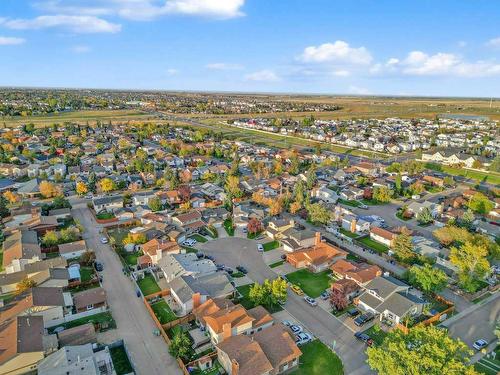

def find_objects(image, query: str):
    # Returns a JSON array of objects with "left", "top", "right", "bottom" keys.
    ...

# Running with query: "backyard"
[
  {"left": 286, "top": 269, "right": 333, "bottom": 298},
  {"left": 48, "top": 311, "right": 116, "bottom": 333},
  {"left": 291, "top": 340, "right": 343, "bottom": 375},
  {"left": 339, "top": 228, "right": 359, "bottom": 239},
  {"left": 357, "top": 237, "right": 389, "bottom": 254},
  {"left": 151, "top": 300, "right": 177, "bottom": 324},
  {"left": 110, "top": 345, "right": 134, "bottom": 375},
  {"left": 80, "top": 267, "right": 95, "bottom": 283},
  {"left": 475, "top": 346, "right": 500, "bottom": 375},
  {"left": 137, "top": 274, "right": 161, "bottom": 296}
]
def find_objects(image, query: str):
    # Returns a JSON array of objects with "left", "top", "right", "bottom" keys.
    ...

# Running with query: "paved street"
[
  {"left": 198, "top": 237, "right": 372, "bottom": 375},
  {"left": 442, "top": 292, "right": 500, "bottom": 351},
  {"left": 72, "top": 203, "right": 181, "bottom": 375}
]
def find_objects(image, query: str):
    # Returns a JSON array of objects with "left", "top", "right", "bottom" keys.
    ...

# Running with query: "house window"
[{"left": 86, "top": 304, "right": 94, "bottom": 310}]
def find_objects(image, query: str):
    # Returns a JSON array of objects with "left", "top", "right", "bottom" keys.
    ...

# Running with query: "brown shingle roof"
[{"left": 73, "top": 287, "right": 106, "bottom": 311}]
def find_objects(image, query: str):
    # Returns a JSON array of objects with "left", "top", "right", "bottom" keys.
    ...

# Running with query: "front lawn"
[
  {"left": 121, "top": 251, "right": 140, "bottom": 266},
  {"left": 151, "top": 300, "right": 177, "bottom": 324},
  {"left": 338, "top": 199, "right": 361, "bottom": 207},
  {"left": 223, "top": 219, "right": 235, "bottom": 236},
  {"left": 339, "top": 228, "right": 359, "bottom": 239},
  {"left": 424, "top": 162, "right": 500, "bottom": 185},
  {"left": 231, "top": 271, "right": 245, "bottom": 278},
  {"left": 247, "top": 231, "right": 262, "bottom": 239},
  {"left": 361, "top": 198, "right": 385, "bottom": 206},
  {"left": 189, "top": 234, "right": 208, "bottom": 243},
  {"left": 286, "top": 269, "right": 333, "bottom": 298},
  {"left": 96, "top": 211, "right": 115, "bottom": 220},
  {"left": 110, "top": 345, "right": 134, "bottom": 375},
  {"left": 269, "top": 260, "right": 285, "bottom": 268},
  {"left": 358, "top": 237, "right": 389, "bottom": 254},
  {"left": 362, "top": 324, "right": 388, "bottom": 346},
  {"left": 236, "top": 284, "right": 283, "bottom": 314},
  {"left": 48, "top": 311, "right": 116, "bottom": 333},
  {"left": 292, "top": 340, "right": 343, "bottom": 375},
  {"left": 137, "top": 274, "right": 161, "bottom": 296},
  {"left": 263, "top": 240, "right": 280, "bottom": 251}
]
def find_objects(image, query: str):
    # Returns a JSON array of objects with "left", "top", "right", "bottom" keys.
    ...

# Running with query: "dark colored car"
[
  {"left": 354, "top": 332, "right": 374, "bottom": 346},
  {"left": 347, "top": 308, "right": 360, "bottom": 318},
  {"left": 236, "top": 265, "right": 248, "bottom": 274},
  {"left": 94, "top": 262, "right": 104, "bottom": 272},
  {"left": 196, "top": 252, "right": 205, "bottom": 259},
  {"left": 281, "top": 254, "right": 287, "bottom": 260},
  {"left": 354, "top": 312, "right": 375, "bottom": 327},
  {"left": 225, "top": 268, "right": 234, "bottom": 275}
]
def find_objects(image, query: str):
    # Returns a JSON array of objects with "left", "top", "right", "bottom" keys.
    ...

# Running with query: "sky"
[{"left": 0, "top": 0, "right": 500, "bottom": 97}]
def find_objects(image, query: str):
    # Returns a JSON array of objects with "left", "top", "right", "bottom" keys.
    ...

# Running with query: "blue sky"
[{"left": 0, "top": 0, "right": 499, "bottom": 97}]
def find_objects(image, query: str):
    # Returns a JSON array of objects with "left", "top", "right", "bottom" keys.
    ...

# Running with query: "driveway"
[
  {"left": 71, "top": 203, "right": 181, "bottom": 375},
  {"left": 198, "top": 237, "right": 372, "bottom": 375}
]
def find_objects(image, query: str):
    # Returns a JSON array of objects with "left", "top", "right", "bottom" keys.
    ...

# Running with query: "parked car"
[
  {"left": 473, "top": 339, "right": 488, "bottom": 350},
  {"left": 281, "top": 254, "right": 287, "bottom": 260},
  {"left": 354, "top": 332, "right": 374, "bottom": 346},
  {"left": 295, "top": 332, "right": 313, "bottom": 346},
  {"left": 236, "top": 265, "right": 248, "bottom": 274},
  {"left": 289, "top": 325, "right": 303, "bottom": 334},
  {"left": 304, "top": 296, "right": 318, "bottom": 306},
  {"left": 354, "top": 312, "right": 375, "bottom": 326},
  {"left": 94, "top": 262, "right": 104, "bottom": 272},
  {"left": 290, "top": 285, "right": 304, "bottom": 296},
  {"left": 257, "top": 244, "right": 264, "bottom": 252},
  {"left": 242, "top": 227, "right": 248, "bottom": 233},
  {"left": 196, "top": 252, "right": 205, "bottom": 259},
  {"left": 320, "top": 290, "right": 330, "bottom": 300},
  {"left": 100, "top": 237, "right": 109, "bottom": 244},
  {"left": 216, "top": 264, "right": 225, "bottom": 271},
  {"left": 359, "top": 204, "right": 369, "bottom": 210},
  {"left": 225, "top": 268, "right": 234, "bottom": 275},
  {"left": 347, "top": 308, "right": 360, "bottom": 318}
]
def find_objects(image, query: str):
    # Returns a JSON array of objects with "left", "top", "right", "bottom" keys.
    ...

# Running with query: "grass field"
[
  {"left": 223, "top": 219, "right": 235, "bottom": 236},
  {"left": 110, "top": 345, "right": 134, "bottom": 375},
  {"left": 269, "top": 260, "right": 285, "bottom": 268},
  {"left": 137, "top": 274, "right": 161, "bottom": 296},
  {"left": 48, "top": 311, "right": 116, "bottom": 333},
  {"left": 425, "top": 162, "right": 500, "bottom": 185},
  {"left": 286, "top": 269, "right": 332, "bottom": 298},
  {"left": 263, "top": 240, "right": 280, "bottom": 251},
  {"left": 80, "top": 267, "right": 95, "bottom": 282},
  {"left": 151, "top": 300, "right": 177, "bottom": 324},
  {"left": 292, "top": 340, "right": 343, "bottom": 375},
  {"left": 358, "top": 237, "right": 389, "bottom": 254}
]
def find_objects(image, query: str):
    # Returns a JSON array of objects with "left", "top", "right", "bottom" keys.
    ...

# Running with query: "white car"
[
  {"left": 257, "top": 244, "right": 264, "bottom": 252},
  {"left": 295, "top": 332, "right": 313, "bottom": 346},
  {"left": 473, "top": 339, "right": 488, "bottom": 350},
  {"left": 304, "top": 296, "right": 318, "bottom": 306},
  {"left": 289, "top": 325, "right": 303, "bottom": 334},
  {"left": 100, "top": 237, "right": 109, "bottom": 244}
]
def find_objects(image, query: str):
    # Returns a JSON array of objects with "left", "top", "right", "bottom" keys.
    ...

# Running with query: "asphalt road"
[
  {"left": 198, "top": 237, "right": 372, "bottom": 375},
  {"left": 72, "top": 204, "right": 181, "bottom": 375}
]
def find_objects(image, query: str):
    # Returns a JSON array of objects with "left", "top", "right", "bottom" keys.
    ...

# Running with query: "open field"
[{"left": 424, "top": 162, "right": 500, "bottom": 185}]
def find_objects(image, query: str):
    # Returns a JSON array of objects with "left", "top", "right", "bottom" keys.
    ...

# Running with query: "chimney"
[
  {"left": 192, "top": 292, "right": 201, "bottom": 309},
  {"left": 222, "top": 322, "right": 232, "bottom": 340},
  {"left": 315, "top": 232, "right": 321, "bottom": 246},
  {"left": 231, "top": 359, "right": 239, "bottom": 375},
  {"left": 351, "top": 218, "right": 357, "bottom": 234}
]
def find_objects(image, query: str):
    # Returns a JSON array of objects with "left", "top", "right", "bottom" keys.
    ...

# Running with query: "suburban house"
[
  {"left": 58, "top": 240, "right": 87, "bottom": 260},
  {"left": 133, "top": 192, "right": 157, "bottom": 206},
  {"left": 159, "top": 253, "right": 217, "bottom": 282},
  {"left": 286, "top": 233, "right": 347, "bottom": 272},
  {"left": 369, "top": 227, "right": 396, "bottom": 248},
  {"left": 353, "top": 162, "right": 380, "bottom": 177},
  {"left": 2, "top": 230, "right": 42, "bottom": 274},
  {"left": 0, "top": 262, "right": 69, "bottom": 294},
  {"left": 140, "top": 238, "right": 181, "bottom": 265},
  {"left": 0, "top": 287, "right": 67, "bottom": 325},
  {"left": 72, "top": 287, "right": 107, "bottom": 313},
  {"left": 280, "top": 229, "right": 316, "bottom": 252},
  {"left": 330, "top": 259, "right": 382, "bottom": 285},
  {"left": 92, "top": 195, "right": 123, "bottom": 213},
  {"left": 37, "top": 344, "right": 115, "bottom": 375},
  {"left": 331, "top": 278, "right": 362, "bottom": 303},
  {"left": 356, "top": 276, "right": 426, "bottom": 325},
  {"left": 194, "top": 301, "right": 274, "bottom": 345},
  {"left": 216, "top": 324, "right": 302, "bottom": 375},
  {"left": 172, "top": 210, "right": 205, "bottom": 233},
  {"left": 265, "top": 218, "right": 295, "bottom": 240},
  {"left": 233, "top": 204, "right": 265, "bottom": 228},
  {"left": 340, "top": 187, "right": 364, "bottom": 201},
  {"left": 422, "top": 175, "right": 444, "bottom": 187},
  {"left": 407, "top": 201, "right": 442, "bottom": 218},
  {"left": 313, "top": 186, "right": 339, "bottom": 204},
  {"left": 0, "top": 316, "right": 54, "bottom": 375},
  {"left": 167, "top": 273, "right": 235, "bottom": 316}
]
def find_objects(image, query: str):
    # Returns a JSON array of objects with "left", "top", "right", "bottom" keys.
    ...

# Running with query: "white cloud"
[
  {"left": 331, "top": 70, "right": 350, "bottom": 77},
  {"left": 166, "top": 68, "right": 179, "bottom": 75},
  {"left": 206, "top": 62, "right": 243, "bottom": 70},
  {"left": 4, "top": 15, "right": 121, "bottom": 33},
  {"left": 486, "top": 37, "right": 500, "bottom": 48},
  {"left": 244, "top": 70, "right": 279, "bottom": 82},
  {"left": 458, "top": 40, "right": 467, "bottom": 48},
  {"left": 348, "top": 85, "right": 371, "bottom": 95},
  {"left": 71, "top": 45, "right": 90, "bottom": 53},
  {"left": 299, "top": 40, "right": 372, "bottom": 65},
  {"left": 402, "top": 51, "right": 459, "bottom": 75},
  {"left": 0, "top": 36, "right": 26, "bottom": 45}
]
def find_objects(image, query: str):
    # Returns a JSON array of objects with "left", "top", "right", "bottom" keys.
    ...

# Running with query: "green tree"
[
  {"left": 460, "top": 209, "right": 475, "bottom": 229},
  {"left": 148, "top": 196, "right": 162, "bottom": 212},
  {"left": 306, "top": 164, "right": 317, "bottom": 189},
  {"left": 367, "top": 325, "right": 478, "bottom": 375},
  {"left": 372, "top": 186, "right": 392, "bottom": 203},
  {"left": 249, "top": 282, "right": 265, "bottom": 305},
  {"left": 307, "top": 203, "right": 331, "bottom": 224},
  {"left": 408, "top": 264, "right": 448, "bottom": 293},
  {"left": 168, "top": 331, "right": 191, "bottom": 359},
  {"left": 393, "top": 230, "right": 415, "bottom": 262},
  {"left": 450, "top": 241, "right": 490, "bottom": 292},
  {"left": 468, "top": 192, "right": 494, "bottom": 215},
  {"left": 417, "top": 207, "right": 434, "bottom": 225},
  {"left": 0, "top": 195, "right": 9, "bottom": 220}
]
